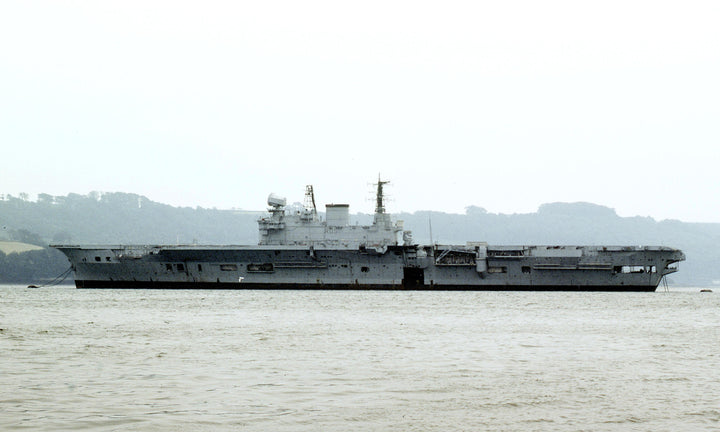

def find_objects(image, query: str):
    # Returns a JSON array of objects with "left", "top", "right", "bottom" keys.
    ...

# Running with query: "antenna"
[{"left": 375, "top": 175, "right": 390, "bottom": 214}]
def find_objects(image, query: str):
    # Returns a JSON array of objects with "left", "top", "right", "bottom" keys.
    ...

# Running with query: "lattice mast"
[{"left": 302, "top": 185, "right": 318, "bottom": 220}]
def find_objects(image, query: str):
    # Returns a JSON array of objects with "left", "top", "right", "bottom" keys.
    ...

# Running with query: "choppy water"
[{"left": 1, "top": 285, "right": 718, "bottom": 431}]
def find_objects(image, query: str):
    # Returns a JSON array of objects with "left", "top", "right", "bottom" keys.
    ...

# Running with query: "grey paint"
[{"left": 53, "top": 181, "right": 685, "bottom": 291}]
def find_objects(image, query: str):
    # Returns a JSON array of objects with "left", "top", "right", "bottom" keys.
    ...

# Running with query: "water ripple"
[{"left": 1, "top": 285, "right": 719, "bottom": 431}]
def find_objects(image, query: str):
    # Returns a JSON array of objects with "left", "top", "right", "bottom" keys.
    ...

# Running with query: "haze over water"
[{"left": 2, "top": 285, "right": 718, "bottom": 431}]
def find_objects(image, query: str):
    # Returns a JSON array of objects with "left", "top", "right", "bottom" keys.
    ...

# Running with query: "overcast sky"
[{"left": 1, "top": 1, "right": 718, "bottom": 222}]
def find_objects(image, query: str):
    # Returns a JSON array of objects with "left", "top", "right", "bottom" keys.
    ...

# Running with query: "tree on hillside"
[{"left": 38, "top": 193, "right": 56, "bottom": 204}]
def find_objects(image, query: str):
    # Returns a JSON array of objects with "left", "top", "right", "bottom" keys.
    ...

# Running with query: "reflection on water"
[{"left": 1, "top": 286, "right": 718, "bottom": 431}]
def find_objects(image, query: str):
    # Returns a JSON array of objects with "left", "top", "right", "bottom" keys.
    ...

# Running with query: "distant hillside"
[
  {"left": 0, "top": 192, "right": 261, "bottom": 245},
  {"left": 1, "top": 193, "right": 717, "bottom": 286}
]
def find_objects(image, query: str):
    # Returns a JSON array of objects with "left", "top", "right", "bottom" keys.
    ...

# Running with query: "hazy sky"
[{"left": 1, "top": 1, "right": 718, "bottom": 222}]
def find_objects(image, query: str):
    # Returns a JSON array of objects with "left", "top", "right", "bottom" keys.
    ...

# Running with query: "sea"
[{"left": 1, "top": 285, "right": 718, "bottom": 431}]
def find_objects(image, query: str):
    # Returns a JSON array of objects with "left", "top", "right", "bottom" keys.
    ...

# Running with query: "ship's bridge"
[{"left": 257, "top": 182, "right": 409, "bottom": 248}]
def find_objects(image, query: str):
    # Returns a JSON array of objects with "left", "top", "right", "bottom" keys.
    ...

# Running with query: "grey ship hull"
[{"left": 53, "top": 244, "right": 685, "bottom": 292}]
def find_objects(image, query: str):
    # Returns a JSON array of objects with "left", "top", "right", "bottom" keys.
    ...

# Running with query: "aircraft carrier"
[{"left": 53, "top": 180, "right": 685, "bottom": 291}]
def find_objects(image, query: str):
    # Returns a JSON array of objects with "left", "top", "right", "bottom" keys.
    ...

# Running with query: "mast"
[
  {"left": 301, "top": 185, "right": 318, "bottom": 221},
  {"left": 303, "top": 185, "right": 317, "bottom": 214},
  {"left": 375, "top": 177, "right": 389, "bottom": 214},
  {"left": 373, "top": 176, "right": 392, "bottom": 227}
]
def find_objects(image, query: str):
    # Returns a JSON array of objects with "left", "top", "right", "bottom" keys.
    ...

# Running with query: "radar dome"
[{"left": 267, "top": 194, "right": 286, "bottom": 208}]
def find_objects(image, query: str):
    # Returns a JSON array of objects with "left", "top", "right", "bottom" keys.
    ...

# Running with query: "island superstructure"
[{"left": 53, "top": 180, "right": 685, "bottom": 291}]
